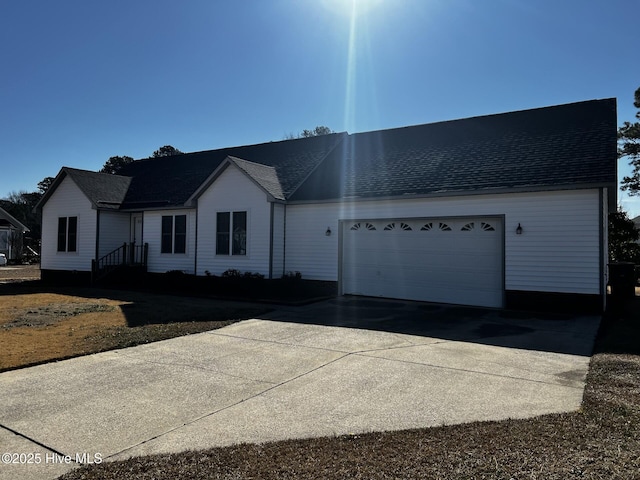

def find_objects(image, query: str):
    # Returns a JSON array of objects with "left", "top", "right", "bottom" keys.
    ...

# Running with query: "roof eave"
[
  {"left": 33, "top": 168, "right": 69, "bottom": 213},
  {"left": 0, "top": 207, "right": 30, "bottom": 232},
  {"left": 288, "top": 182, "right": 617, "bottom": 205}
]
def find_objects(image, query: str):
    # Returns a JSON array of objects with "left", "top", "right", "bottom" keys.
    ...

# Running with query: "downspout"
[
  {"left": 194, "top": 203, "right": 199, "bottom": 276},
  {"left": 599, "top": 188, "right": 607, "bottom": 312},
  {"left": 95, "top": 210, "right": 101, "bottom": 263},
  {"left": 269, "top": 202, "right": 274, "bottom": 279},
  {"left": 93, "top": 210, "right": 101, "bottom": 281},
  {"left": 282, "top": 204, "right": 287, "bottom": 279}
]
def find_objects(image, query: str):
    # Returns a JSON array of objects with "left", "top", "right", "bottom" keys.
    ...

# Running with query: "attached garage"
[{"left": 341, "top": 217, "right": 504, "bottom": 308}]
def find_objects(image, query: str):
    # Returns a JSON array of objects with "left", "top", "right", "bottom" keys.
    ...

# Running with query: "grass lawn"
[{"left": 54, "top": 297, "right": 640, "bottom": 479}]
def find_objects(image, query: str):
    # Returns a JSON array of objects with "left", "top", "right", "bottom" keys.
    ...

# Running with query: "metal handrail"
[{"left": 92, "top": 242, "right": 148, "bottom": 283}]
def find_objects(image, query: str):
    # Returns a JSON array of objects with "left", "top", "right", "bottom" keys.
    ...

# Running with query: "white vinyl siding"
[
  {"left": 98, "top": 211, "right": 130, "bottom": 259},
  {"left": 284, "top": 205, "right": 339, "bottom": 281},
  {"left": 144, "top": 209, "right": 196, "bottom": 274},
  {"left": 286, "top": 189, "right": 603, "bottom": 295},
  {"left": 196, "top": 165, "right": 272, "bottom": 276},
  {"left": 41, "top": 176, "right": 96, "bottom": 271}
]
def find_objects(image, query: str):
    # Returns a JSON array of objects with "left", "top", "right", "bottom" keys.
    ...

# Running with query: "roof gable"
[
  {"left": 36, "top": 168, "right": 131, "bottom": 211},
  {"left": 64, "top": 168, "right": 132, "bottom": 209},
  {"left": 117, "top": 133, "right": 346, "bottom": 208},
  {"left": 187, "top": 156, "right": 286, "bottom": 204}
]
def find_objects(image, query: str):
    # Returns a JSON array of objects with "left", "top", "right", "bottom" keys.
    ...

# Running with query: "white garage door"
[{"left": 341, "top": 217, "right": 503, "bottom": 308}]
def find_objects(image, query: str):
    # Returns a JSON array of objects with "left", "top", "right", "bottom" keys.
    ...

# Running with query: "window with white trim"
[
  {"left": 57, "top": 216, "right": 77, "bottom": 252},
  {"left": 216, "top": 211, "right": 247, "bottom": 255},
  {"left": 161, "top": 215, "right": 187, "bottom": 254}
]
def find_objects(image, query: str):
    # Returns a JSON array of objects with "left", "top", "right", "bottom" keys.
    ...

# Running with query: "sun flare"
[{"left": 322, "top": 0, "right": 385, "bottom": 18}]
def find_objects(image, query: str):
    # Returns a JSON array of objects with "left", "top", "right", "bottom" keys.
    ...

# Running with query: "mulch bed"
[{"left": 59, "top": 299, "right": 640, "bottom": 480}]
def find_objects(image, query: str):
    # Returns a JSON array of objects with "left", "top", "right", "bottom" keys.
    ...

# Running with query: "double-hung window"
[
  {"left": 57, "top": 216, "right": 77, "bottom": 252},
  {"left": 161, "top": 215, "right": 187, "bottom": 254},
  {"left": 216, "top": 211, "right": 247, "bottom": 255}
]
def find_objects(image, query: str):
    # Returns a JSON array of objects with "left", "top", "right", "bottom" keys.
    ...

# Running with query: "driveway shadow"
[
  {"left": 259, "top": 297, "right": 600, "bottom": 357},
  {"left": 0, "top": 281, "right": 601, "bottom": 357}
]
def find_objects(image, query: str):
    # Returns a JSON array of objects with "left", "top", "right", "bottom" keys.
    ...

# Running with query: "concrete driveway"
[{"left": 0, "top": 298, "right": 600, "bottom": 480}]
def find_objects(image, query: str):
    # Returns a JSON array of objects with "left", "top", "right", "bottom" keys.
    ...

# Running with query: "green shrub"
[
  {"left": 221, "top": 269, "right": 242, "bottom": 278},
  {"left": 282, "top": 271, "right": 302, "bottom": 281},
  {"left": 242, "top": 272, "right": 265, "bottom": 280}
]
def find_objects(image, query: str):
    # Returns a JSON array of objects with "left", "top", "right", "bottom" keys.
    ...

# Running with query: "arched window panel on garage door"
[
  {"left": 350, "top": 222, "right": 377, "bottom": 231},
  {"left": 384, "top": 222, "right": 412, "bottom": 231},
  {"left": 421, "top": 222, "right": 433, "bottom": 231},
  {"left": 461, "top": 222, "right": 475, "bottom": 231},
  {"left": 481, "top": 222, "right": 496, "bottom": 231}
]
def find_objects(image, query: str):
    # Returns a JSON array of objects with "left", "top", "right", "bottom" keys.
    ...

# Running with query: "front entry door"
[
  {"left": 131, "top": 215, "right": 143, "bottom": 264},
  {"left": 132, "top": 215, "right": 143, "bottom": 244}
]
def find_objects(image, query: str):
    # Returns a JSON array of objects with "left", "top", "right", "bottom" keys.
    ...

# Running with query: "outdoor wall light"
[
  {"left": 516, "top": 223, "right": 523, "bottom": 235},
  {"left": 325, "top": 227, "right": 332, "bottom": 236}
]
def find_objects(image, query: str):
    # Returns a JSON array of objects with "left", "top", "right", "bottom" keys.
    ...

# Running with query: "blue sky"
[{"left": 1, "top": 0, "right": 639, "bottom": 216}]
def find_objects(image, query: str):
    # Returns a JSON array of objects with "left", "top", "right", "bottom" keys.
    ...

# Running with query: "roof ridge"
[
  {"left": 130, "top": 132, "right": 349, "bottom": 163},
  {"left": 349, "top": 98, "right": 617, "bottom": 138}
]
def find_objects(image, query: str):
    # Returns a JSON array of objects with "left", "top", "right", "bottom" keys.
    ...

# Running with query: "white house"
[
  {"left": 0, "top": 206, "right": 29, "bottom": 261},
  {"left": 36, "top": 99, "right": 617, "bottom": 312}
]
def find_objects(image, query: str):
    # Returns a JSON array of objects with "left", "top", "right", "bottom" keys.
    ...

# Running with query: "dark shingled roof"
[
  {"left": 40, "top": 99, "right": 617, "bottom": 212},
  {"left": 62, "top": 168, "right": 131, "bottom": 209},
  {"left": 227, "top": 157, "right": 285, "bottom": 201},
  {"left": 117, "top": 133, "right": 346, "bottom": 209},
  {"left": 290, "top": 99, "right": 618, "bottom": 202}
]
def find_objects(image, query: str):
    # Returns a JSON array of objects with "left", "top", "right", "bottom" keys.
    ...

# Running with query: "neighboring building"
[
  {"left": 36, "top": 99, "right": 617, "bottom": 312},
  {"left": 0, "top": 207, "right": 29, "bottom": 261}
]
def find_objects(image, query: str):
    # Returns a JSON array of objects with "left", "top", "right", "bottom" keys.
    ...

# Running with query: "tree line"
[{"left": 612, "top": 86, "right": 640, "bottom": 264}]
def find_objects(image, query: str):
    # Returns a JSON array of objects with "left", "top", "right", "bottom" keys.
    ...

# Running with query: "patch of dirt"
[
  {"left": 2, "top": 303, "right": 116, "bottom": 329},
  {"left": 0, "top": 289, "right": 268, "bottom": 372}
]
